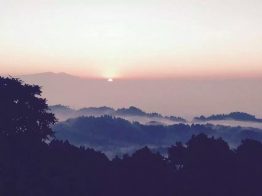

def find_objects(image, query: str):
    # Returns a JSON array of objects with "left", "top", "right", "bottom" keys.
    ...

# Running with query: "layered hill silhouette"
[
  {"left": 50, "top": 105, "right": 187, "bottom": 124},
  {"left": 2, "top": 76, "right": 262, "bottom": 196},
  {"left": 54, "top": 115, "right": 262, "bottom": 156},
  {"left": 51, "top": 104, "right": 262, "bottom": 131},
  {"left": 51, "top": 105, "right": 262, "bottom": 156},
  {"left": 194, "top": 112, "right": 262, "bottom": 123}
]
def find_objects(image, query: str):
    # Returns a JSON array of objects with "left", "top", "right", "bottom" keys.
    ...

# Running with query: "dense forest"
[
  {"left": 54, "top": 115, "right": 262, "bottom": 156},
  {"left": 2, "top": 132, "right": 262, "bottom": 196},
  {"left": 1, "top": 76, "right": 262, "bottom": 196}
]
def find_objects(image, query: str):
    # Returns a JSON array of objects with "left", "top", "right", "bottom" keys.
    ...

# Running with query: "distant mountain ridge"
[
  {"left": 115, "top": 106, "right": 146, "bottom": 116},
  {"left": 54, "top": 115, "right": 262, "bottom": 156},
  {"left": 78, "top": 106, "right": 115, "bottom": 116},
  {"left": 49, "top": 105, "right": 187, "bottom": 123},
  {"left": 18, "top": 72, "right": 262, "bottom": 119},
  {"left": 19, "top": 72, "right": 79, "bottom": 79},
  {"left": 194, "top": 112, "right": 262, "bottom": 123}
]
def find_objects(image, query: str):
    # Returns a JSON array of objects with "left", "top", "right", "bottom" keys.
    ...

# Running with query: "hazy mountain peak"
[
  {"left": 195, "top": 112, "right": 262, "bottom": 123},
  {"left": 19, "top": 72, "right": 79, "bottom": 78},
  {"left": 115, "top": 106, "right": 146, "bottom": 116},
  {"left": 49, "top": 104, "right": 73, "bottom": 111},
  {"left": 49, "top": 104, "right": 187, "bottom": 124}
]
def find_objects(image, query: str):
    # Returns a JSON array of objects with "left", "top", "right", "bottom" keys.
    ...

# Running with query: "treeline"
[
  {"left": 50, "top": 104, "right": 187, "bottom": 122},
  {"left": 1, "top": 76, "right": 262, "bottom": 196},
  {"left": 194, "top": 112, "right": 262, "bottom": 122},
  {"left": 1, "top": 134, "right": 262, "bottom": 196},
  {"left": 55, "top": 116, "right": 262, "bottom": 153}
]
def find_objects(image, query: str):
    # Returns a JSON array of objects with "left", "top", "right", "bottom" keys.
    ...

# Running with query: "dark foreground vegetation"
[
  {"left": 1, "top": 134, "right": 262, "bottom": 196},
  {"left": 1, "top": 76, "right": 262, "bottom": 196}
]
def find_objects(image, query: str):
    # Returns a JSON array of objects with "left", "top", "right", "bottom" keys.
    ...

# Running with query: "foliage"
[
  {"left": 0, "top": 77, "right": 56, "bottom": 140},
  {"left": 0, "top": 134, "right": 262, "bottom": 196}
]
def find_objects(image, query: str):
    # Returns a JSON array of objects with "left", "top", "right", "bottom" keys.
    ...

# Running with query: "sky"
[
  {"left": 20, "top": 73, "right": 262, "bottom": 118},
  {"left": 1, "top": 0, "right": 262, "bottom": 79}
]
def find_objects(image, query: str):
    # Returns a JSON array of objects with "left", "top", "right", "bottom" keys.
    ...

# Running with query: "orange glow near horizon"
[{"left": 1, "top": 0, "right": 262, "bottom": 79}]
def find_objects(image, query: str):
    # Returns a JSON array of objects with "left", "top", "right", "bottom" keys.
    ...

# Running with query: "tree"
[
  {"left": 168, "top": 142, "right": 187, "bottom": 170},
  {"left": 0, "top": 76, "right": 56, "bottom": 140}
]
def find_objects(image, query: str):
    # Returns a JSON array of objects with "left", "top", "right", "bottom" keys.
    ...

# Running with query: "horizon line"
[{"left": 2, "top": 71, "right": 262, "bottom": 81}]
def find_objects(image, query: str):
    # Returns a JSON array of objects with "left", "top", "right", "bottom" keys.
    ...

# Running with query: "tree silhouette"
[
  {"left": 2, "top": 76, "right": 262, "bottom": 196},
  {"left": 0, "top": 76, "right": 56, "bottom": 140},
  {"left": 168, "top": 142, "right": 187, "bottom": 170},
  {"left": 235, "top": 139, "right": 262, "bottom": 196}
]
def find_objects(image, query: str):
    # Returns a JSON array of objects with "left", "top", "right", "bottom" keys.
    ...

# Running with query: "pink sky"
[{"left": 1, "top": 0, "right": 262, "bottom": 79}]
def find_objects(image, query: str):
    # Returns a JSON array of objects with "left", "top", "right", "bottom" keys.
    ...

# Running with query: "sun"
[{"left": 102, "top": 66, "right": 119, "bottom": 81}]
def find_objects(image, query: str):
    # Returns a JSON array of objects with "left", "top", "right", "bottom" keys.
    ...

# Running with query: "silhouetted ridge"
[
  {"left": 115, "top": 106, "right": 146, "bottom": 116},
  {"left": 165, "top": 116, "right": 187, "bottom": 123},
  {"left": 49, "top": 104, "right": 187, "bottom": 123},
  {"left": 78, "top": 106, "right": 115, "bottom": 116},
  {"left": 54, "top": 116, "right": 262, "bottom": 156},
  {"left": 50, "top": 104, "right": 74, "bottom": 113},
  {"left": 20, "top": 71, "right": 79, "bottom": 79},
  {"left": 195, "top": 112, "right": 262, "bottom": 122}
]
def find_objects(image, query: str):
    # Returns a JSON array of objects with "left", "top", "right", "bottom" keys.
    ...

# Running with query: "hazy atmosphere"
[
  {"left": 20, "top": 73, "right": 262, "bottom": 119},
  {"left": 2, "top": 1, "right": 262, "bottom": 195},
  {"left": 1, "top": 0, "right": 262, "bottom": 79},
  {"left": 1, "top": 0, "right": 262, "bottom": 118}
]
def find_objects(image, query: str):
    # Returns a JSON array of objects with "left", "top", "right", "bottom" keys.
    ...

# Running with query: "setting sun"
[{"left": 1, "top": 0, "right": 262, "bottom": 78}]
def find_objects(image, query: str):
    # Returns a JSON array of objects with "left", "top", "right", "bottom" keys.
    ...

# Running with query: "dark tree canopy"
[{"left": 0, "top": 76, "right": 56, "bottom": 140}]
